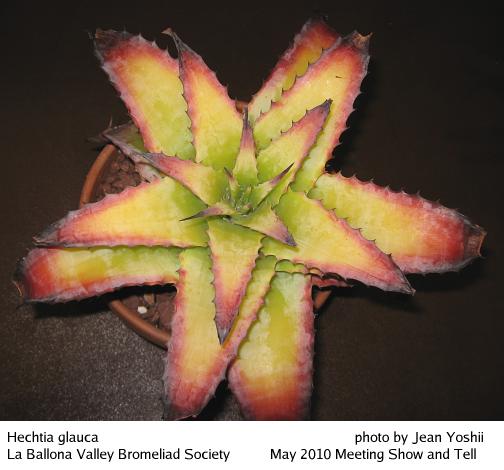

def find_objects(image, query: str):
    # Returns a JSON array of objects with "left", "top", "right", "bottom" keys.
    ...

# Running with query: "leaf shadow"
[
  {"left": 32, "top": 298, "right": 107, "bottom": 319},
  {"left": 310, "top": 256, "right": 487, "bottom": 419},
  {"left": 324, "top": 254, "right": 487, "bottom": 316},
  {"left": 326, "top": 59, "right": 379, "bottom": 173},
  {"left": 177, "top": 382, "right": 243, "bottom": 421},
  {"left": 32, "top": 285, "right": 176, "bottom": 319},
  {"left": 406, "top": 257, "right": 487, "bottom": 293}
]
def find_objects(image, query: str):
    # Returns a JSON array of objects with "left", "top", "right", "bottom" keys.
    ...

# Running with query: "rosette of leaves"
[{"left": 15, "top": 19, "right": 485, "bottom": 420}]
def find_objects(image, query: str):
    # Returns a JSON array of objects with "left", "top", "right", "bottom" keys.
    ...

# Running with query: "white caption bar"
[{"left": 1, "top": 421, "right": 502, "bottom": 469}]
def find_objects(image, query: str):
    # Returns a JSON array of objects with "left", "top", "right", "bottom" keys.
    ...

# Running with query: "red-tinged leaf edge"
[
  {"left": 249, "top": 17, "right": 340, "bottom": 123},
  {"left": 311, "top": 172, "right": 486, "bottom": 274},
  {"left": 228, "top": 272, "right": 315, "bottom": 420},
  {"left": 14, "top": 247, "right": 180, "bottom": 303}
]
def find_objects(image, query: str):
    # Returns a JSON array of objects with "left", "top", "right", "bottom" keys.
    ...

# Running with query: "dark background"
[{"left": 1, "top": 0, "right": 503, "bottom": 420}]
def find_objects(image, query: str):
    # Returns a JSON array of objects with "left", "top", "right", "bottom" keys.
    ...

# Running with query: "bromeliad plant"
[{"left": 16, "top": 19, "right": 485, "bottom": 420}]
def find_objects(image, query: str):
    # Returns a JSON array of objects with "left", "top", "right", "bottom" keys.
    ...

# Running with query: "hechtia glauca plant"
[{"left": 15, "top": 19, "right": 485, "bottom": 420}]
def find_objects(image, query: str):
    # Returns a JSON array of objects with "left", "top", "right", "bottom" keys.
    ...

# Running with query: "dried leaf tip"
[
  {"left": 161, "top": 28, "right": 190, "bottom": 55},
  {"left": 464, "top": 223, "right": 486, "bottom": 260},
  {"left": 12, "top": 262, "right": 27, "bottom": 300},
  {"left": 94, "top": 29, "right": 133, "bottom": 58},
  {"left": 346, "top": 31, "right": 372, "bottom": 52}
]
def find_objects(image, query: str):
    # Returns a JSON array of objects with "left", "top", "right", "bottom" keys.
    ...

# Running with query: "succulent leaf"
[
  {"left": 35, "top": 178, "right": 207, "bottom": 248},
  {"left": 249, "top": 164, "right": 293, "bottom": 209},
  {"left": 164, "top": 247, "right": 222, "bottom": 419},
  {"left": 164, "top": 252, "right": 276, "bottom": 419},
  {"left": 181, "top": 202, "right": 236, "bottom": 221},
  {"left": 311, "top": 275, "right": 350, "bottom": 288},
  {"left": 224, "top": 167, "right": 241, "bottom": 202},
  {"left": 181, "top": 203, "right": 236, "bottom": 221},
  {"left": 231, "top": 202, "right": 295, "bottom": 245},
  {"left": 95, "top": 30, "right": 194, "bottom": 159},
  {"left": 256, "top": 101, "right": 330, "bottom": 182},
  {"left": 254, "top": 33, "right": 370, "bottom": 192},
  {"left": 103, "top": 122, "right": 162, "bottom": 181},
  {"left": 310, "top": 173, "right": 486, "bottom": 273},
  {"left": 248, "top": 18, "right": 340, "bottom": 123},
  {"left": 170, "top": 32, "right": 243, "bottom": 170},
  {"left": 273, "top": 261, "right": 349, "bottom": 288},
  {"left": 232, "top": 110, "right": 258, "bottom": 186},
  {"left": 274, "top": 259, "right": 307, "bottom": 274},
  {"left": 222, "top": 255, "right": 277, "bottom": 351},
  {"left": 253, "top": 101, "right": 330, "bottom": 207},
  {"left": 228, "top": 272, "right": 314, "bottom": 420},
  {"left": 207, "top": 219, "right": 263, "bottom": 342},
  {"left": 142, "top": 153, "right": 228, "bottom": 206},
  {"left": 262, "top": 190, "right": 413, "bottom": 293},
  {"left": 15, "top": 246, "right": 180, "bottom": 302},
  {"left": 103, "top": 122, "right": 147, "bottom": 153}
]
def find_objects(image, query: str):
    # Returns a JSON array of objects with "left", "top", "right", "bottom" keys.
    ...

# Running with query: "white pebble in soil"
[{"left": 137, "top": 306, "right": 148, "bottom": 315}]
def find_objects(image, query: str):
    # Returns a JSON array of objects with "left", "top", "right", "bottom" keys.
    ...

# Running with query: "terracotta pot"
[{"left": 80, "top": 120, "right": 332, "bottom": 348}]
